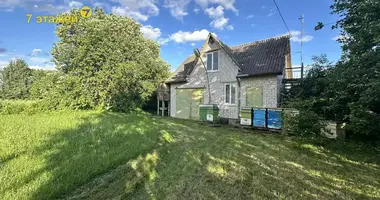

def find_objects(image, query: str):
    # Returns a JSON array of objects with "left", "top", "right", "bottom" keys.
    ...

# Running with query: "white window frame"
[
  {"left": 224, "top": 83, "right": 236, "bottom": 105},
  {"left": 206, "top": 51, "right": 219, "bottom": 72}
]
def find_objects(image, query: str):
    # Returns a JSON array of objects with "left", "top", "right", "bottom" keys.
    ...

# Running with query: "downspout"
[
  {"left": 237, "top": 76, "right": 241, "bottom": 119},
  {"left": 193, "top": 49, "right": 212, "bottom": 104},
  {"left": 199, "top": 56, "right": 212, "bottom": 104}
]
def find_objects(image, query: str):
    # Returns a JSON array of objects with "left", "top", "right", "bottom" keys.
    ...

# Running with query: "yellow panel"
[
  {"left": 175, "top": 89, "right": 204, "bottom": 120},
  {"left": 246, "top": 87, "right": 263, "bottom": 107},
  {"left": 176, "top": 89, "right": 190, "bottom": 119},
  {"left": 190, "top": 89, "right": 204, "bottom": 120}
]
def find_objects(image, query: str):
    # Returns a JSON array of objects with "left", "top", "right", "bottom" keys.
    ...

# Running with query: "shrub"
[
  {"left": 283, "top": 108, "right": 326, "bottom": 137},
  {"left": 0, "top": 100, "right": 50, "bottom": 115},
  {"left": 348, "top": 104, "right": 380, "bottom": 141}
]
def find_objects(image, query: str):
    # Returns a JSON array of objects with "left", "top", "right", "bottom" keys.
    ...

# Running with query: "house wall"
[
  {"left": 240, "top": 75, "right": 279, "bottom": 108},
  {"left": 277, "top": 74, "right": 283, "bottom": 107},
  {"left": 171, "top": 39, "right": 240, "bottom": 119},
  {"left": 170, "top": 37, "right": 288, "bottom": 119},
  {"left": 169, "top": 83, "right": 182, "bottom": 117}
]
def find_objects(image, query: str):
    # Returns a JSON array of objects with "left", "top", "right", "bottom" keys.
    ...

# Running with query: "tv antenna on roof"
[{"left": 299, "top": 13, "right": 305, "bottom": 79}]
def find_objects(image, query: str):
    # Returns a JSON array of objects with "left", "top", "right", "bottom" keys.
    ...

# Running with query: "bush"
[
  {"left": 0, "top": 100, "right": 50, "bottom": 115},
  {"left": 283, "top": 108, "right": 327, "bottom": 137},
  {"left": 348, "top": 104, "right": 380, "bottom": 141}
]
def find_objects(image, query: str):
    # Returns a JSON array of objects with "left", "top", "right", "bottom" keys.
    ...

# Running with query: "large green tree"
[
  {"left": 327, "top": 0, "right": 380, "bottom": 140},
  {"left": 0, "top": 59, "right": 32, "bottom": 99},
  {"left": 294, "top": 0, "right": 380, "bottom": 140},
  {"left": 52, "top": 8, "right": 169, "bottom": 111}
]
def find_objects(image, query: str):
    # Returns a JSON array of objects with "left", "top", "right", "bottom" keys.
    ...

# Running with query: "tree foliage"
[
  {"left": 51, "top": 8, "right": 169, "bottom": 111},
  {"left": 329, "top": 0, "right": 380, "bottom": 140},
  {"left": 292, "top": 0, "right": 380, "bottom": 140},
  {"left": 0, "top": 59, "right": 32, "bottom": 99}
]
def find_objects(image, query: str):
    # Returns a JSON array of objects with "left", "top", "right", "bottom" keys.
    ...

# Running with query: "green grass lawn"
[{"left": 1, "top": 111, "right": 379, "bottom": 200}]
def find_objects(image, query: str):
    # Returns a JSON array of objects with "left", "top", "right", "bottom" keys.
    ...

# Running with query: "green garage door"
[
  {"left": 176, "top": 89, "right": 204, "bottom": 119},
  {"left": 246, "top": 87, "right": 263, "bottom": 107}
]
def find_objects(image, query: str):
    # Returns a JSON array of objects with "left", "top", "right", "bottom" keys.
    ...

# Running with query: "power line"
[{"left": 272, "top": 0, "right": 291, "bottom": 36}]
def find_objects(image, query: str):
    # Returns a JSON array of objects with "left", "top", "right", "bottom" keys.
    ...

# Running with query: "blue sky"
[{"left": 0, "top": 0, "right": 343, "bottom": 71}]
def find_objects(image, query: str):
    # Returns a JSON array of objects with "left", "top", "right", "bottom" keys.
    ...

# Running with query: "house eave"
[
  {"left": 165, "top": 79, "right": 187, "bottom": 84},
  {"left": 236, "top": 72, "right": 282, "bottom": 78}
]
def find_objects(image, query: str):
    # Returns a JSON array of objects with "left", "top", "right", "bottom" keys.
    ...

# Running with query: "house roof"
[
  {"left": 166, "top": 55, "right": 198, "bottom": 83},
  {"left": 166, "top": 34, "right": 290, "bottom": 83},
  {"left": 232, "top": 34, "right": 290, "bottom": 77}
]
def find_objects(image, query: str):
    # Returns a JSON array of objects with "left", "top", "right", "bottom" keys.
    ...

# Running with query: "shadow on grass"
[
  {"left": 123, "top": 118, "right": 380, "bottom": 200},
  {"left": 19, "top": 114, "right": 380, "bottom": 200},
  {"left": 24, "top": 112, "right": 164, "bottom": 200}
]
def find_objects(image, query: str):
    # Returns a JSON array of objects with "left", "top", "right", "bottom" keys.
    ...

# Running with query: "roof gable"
[
  {"left": 166, "top": 55, "right": 197, "bottom": 83},
  {"left": 166, "top": 34, "right": 290, "bottom": 83}
]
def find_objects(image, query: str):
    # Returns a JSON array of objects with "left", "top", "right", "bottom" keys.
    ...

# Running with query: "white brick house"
[{"left": 166, "top": 34, "right": 291, "bottom": 120}]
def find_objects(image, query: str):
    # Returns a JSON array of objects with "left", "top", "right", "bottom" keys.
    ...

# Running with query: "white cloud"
[
  {"left": 290, "top": 30, "right": 313, "bottom": 43},
  {"left": 110, "top": 0, "right": 159, "bottom": 21},
  {"left": 205, "top": 6, "right": 224, "bottom": 19},
  {"left": 0, "top": 60, "right": 9, "bottom": 69},
  {"left": 267, "top": 9, "right": 276, "bottom": 17},
  {"left": 140, "top": 25, "right": 161, "bottom": 40},
  {"left": 195, "top": 0, "right": 238, "bottom": 14},
  {"left": 0, "top": 0, "right": 21, "bottom": 8},
  {"left": 203, "top": 6, "right": 233, "bottom": 31},
  {"left": 169, "top": 29, "right": 216, "bottom": 43},
  {"left": 332, "top": 34, "right": 349, "bottom": 42},
  {"left": 0, "top": 0, "right": 84, "bottom": 14},
  {"left": 164, "top": 0, "right": 191, "bottom": 20},
  {"left": 247, "top": 14, "right": 254, "bottom": 19},
  {"left": 193, "top": 8, "right": 200, "bottom": 14},
  {"left": 111, "top": 0, "right": 159, "bottom": 15},
  {"left": 29, "top": 57, "right": 49, "bottom": 63},
  {"left": 190, "top": 43, "right": 196, "bottom": 46},
  {"left": 68, "top": 1, "right": 83, "bottom": 8},
  {"left": 112, "top": 7, "right": 148, "bottom": 21},
  {"left": 158, "top": 38, "right": 171, "bottom": 45},
  {"left": 94, "top": 2, "right": 111, "bottom": 11},
  {"left": 210, "top": 17, "right": 230, "bottom": 30},
  {"left": 31, "top": 48, "right": 42, "bottom": 56},
  {"left": 29, "top": 63, "right": 56, "bottom": 71}
]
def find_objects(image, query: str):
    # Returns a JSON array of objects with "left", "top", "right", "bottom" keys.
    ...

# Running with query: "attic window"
[
  {"left": 209, "top": 37, "right": 215, "bottom": 44},
  {"left": 206, "top": 51, "right": 219, "bottom": 71}
]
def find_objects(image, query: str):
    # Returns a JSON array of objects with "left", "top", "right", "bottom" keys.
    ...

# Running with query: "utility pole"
[{"left": 299, "top": 14, "right": 304, "bottom": 79}]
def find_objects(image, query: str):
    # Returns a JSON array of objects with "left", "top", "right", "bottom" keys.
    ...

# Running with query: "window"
[
  {"left": 225, "top": 83, "right": 236, "bottom": 104},
  {"left": 206, "top": 51, "right": 219, "bottom": 71}
]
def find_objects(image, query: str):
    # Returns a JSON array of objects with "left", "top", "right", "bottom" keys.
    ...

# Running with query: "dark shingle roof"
[
  {"left": 166, "top": 55, "right": 198, "bottom": 83},
  {"left": 166, "top": 34, "right": 290, "bottom": 83},
  {"left": 231, "top": 34, "right": 290, "bottom": 76}
]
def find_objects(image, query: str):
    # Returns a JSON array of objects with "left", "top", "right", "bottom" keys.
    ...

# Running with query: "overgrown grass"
[
  {"left": 0, "top": 111, "right": 379, "bottom": 199},
  {"left": 0, "top": 100, "right": 49, "bottom": 114}
]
